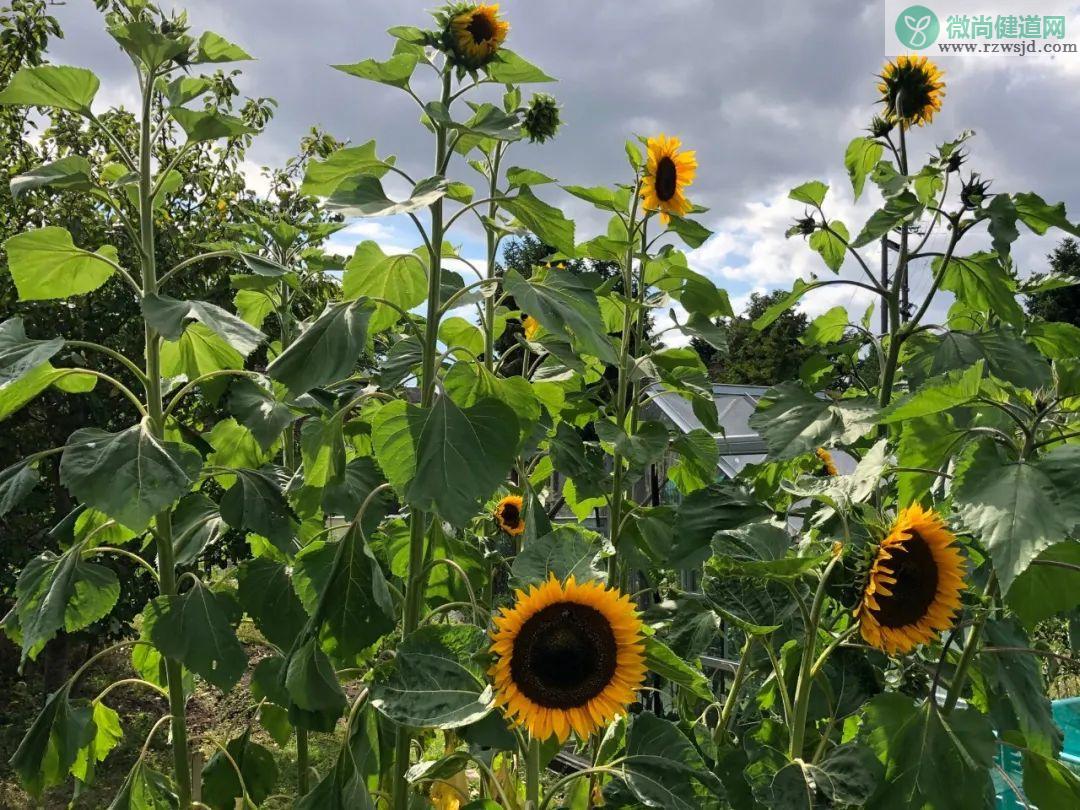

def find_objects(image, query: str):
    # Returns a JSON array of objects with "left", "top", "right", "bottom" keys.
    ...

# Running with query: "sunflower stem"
[
  {"left": 392, "top": 65, "right": 452, "bottom": 810},
  {"left": 788, "top": 555, "right": 840, "bottom": 759},
  {"left": 525, "top": 736, "right": 541, "bottom": 807},
  {"left": 942, "top": 574, "right": 998, "bottom": 714}
]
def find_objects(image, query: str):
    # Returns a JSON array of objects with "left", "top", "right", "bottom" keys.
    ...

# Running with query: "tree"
[
  {"left": 693, "top": 289, "right": 813, "bottom": 385},
  {"left": 1025, "top": 237, "right": 1080, "bottom": 326}
]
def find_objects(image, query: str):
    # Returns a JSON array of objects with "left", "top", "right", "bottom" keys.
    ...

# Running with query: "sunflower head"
[
  {"left": 815, "top": 447, "right": 839, "bottom": 477},
  {"left": 855, "top": 504, "right": 966, "bottom": 655},
  {"left": 640, "top": 134, "right": 697, "bottom": 225},
  {"left": 494, "top": 494, "right": 525, "bottom": 536},
  {"left": 490, "top": 574, "right": 646, "bottom": 742},
  {"left": 522, "top": 93, "right": 561, "bottom": 143},
  {"left": 436, "top": 2, "right": 509, "bottom": 71},
  {"left": 878, "top": 55, "right": 945, "bottom": 128},
  {"left": 867, "top": 115, "right": 895, "bottom": 139},
  {"left": 960, "top": 172, "right": 992, "bottom": 210}
]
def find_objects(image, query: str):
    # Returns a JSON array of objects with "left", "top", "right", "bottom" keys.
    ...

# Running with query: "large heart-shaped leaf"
[
  {"left": 370, "top": 624, "right": 493, "bottom": 729},
  {"left": 4, "top": 227, "right": 118, "bottom": 300},
  {"left": 10, "top": 155, "right": 93, "bottom": 199},
  {"left": 0, "top": 65, "right": 99, "bottom": 113},
  {"left": 237, "top": 557, "right": 308, "bottom": 651},
  {"left": 511, "top": 524, "right": 607, "bottom": 587},
  {"left": 371, "top": 395, "right": 518, "bottom": 526},
  {"left": 9, "top": 684, "right": 95, "bottom": 797},
  {"left": 748, "top": 381, "right": 877, "bottom": 460},
  {"left": 60, "top": 420, "right": 202, "bottom": 532},
  {"left": 142, "top": 293, "right": 265, "bottom": 356},
  {"left": 268, "top": 300, "right": 373, "bottom": 394}
]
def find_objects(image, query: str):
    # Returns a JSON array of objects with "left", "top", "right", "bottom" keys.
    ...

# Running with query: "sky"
[{"left": 41, "top": 0, "right": 1080, "bottom": 331}]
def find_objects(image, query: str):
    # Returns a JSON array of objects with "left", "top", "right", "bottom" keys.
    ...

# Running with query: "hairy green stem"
[
  {"left": 526, "top": 736, "right": 541, "bottom": 807},
  {"left": 943, "top": 575, "right": 998, "bottom": 713},
  {"left": 789, "top": 556, "right": 840, "bottom": 759}
]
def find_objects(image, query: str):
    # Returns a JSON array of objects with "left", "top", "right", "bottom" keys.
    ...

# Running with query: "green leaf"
[
  {"left": 1012, "top": 192, "right": 1080, "bottom": 237},
  {"left": 0, "top": 317, "right": 63, "bottom": 390},
  {"left": 789, "top": 180, "right": 828, "bottom": 207},
  {"left": 562, "top": 184, "right": 620, "bottom": 211},
  {"left": 142, "top": 293, "right": 265, "bottom": 356},
  {"left": 194, "top": 31, "right": 253, "bottom": 63},
  {"left": 237, "top": 557, "right": 307, "bottom": 650},
  {"left": 851, "top": 191, "right": 921, "bottom": 248},
  {"left": 268, "top": 300, "right": 373, "bottom": 394},
  {"left": 325, "top": 175, "right": 448, "bottom": 218},
  {"left": 233, "top": 288, "right": 275, "bottom": 330},
  {"left": 711, "top": 521, "right": 829, "bottom": 580},
  {"left": 808, "top": 221, "right": 848, "bottom": 273},
  {"left": 227, "top": 376, "right": 296, "bottom": 451},
  {"left": 844, "top": 137, "right": 884, "bottom": 200},
  {"left": 1025, "top": 320, "right": 1080, "bottom": 360},
  {"left": 621, "top": 713, "right": 723, "bottom": 810},
  {"left": 370, "top": 624, "right": 493, "bottom": 729},
  {"left": 879, "top": 361, "right": 984, "bottom": 423},
  {"left": 172, "top": 493, "right": 226, "bottom": 566},
  {"left": 801, "top": 305, "right": 848, "bottom": 346},
  {"left": 4, "top": 227, "right": 118, "bottom": 300},
  {"left": 502, "top": 186, "right": 576, "bottom": 256},
  {"left": 71, "top": 701, "right": 123, "bottom": 784},
  {"left": 219, "top": 468, "right": 298, "bottom": 552},
  {"left": 748, "top": 382, "right": 877, "bottom": 459},
  {"left": 299, "top": 140, "right": 394, "bottom": 197},
  {"left": 511, "top": 524, "right": 606, "bottom": 587},
  {"left": 954, "top": 459, "right": 1070, "bottom": 594},
  {"left": 506, "top": 167, "right": 555, "bottom": 187},
  {"left": 1015, "top": 735, "right": 1080, "bottom": 808},
  {"left": 295, "top": 705, "right": 380, "bottom": 810},
  {"left": 10, "top": 685, "right": 95, "bottom": 796},
  {"left": 665, "top": 215, "right": 713, "bottom": 249},
  {"left": 15, "top": 541, "right": 119, "bottom": 663},
  {"left": 0, "top": 65, "right": 99, "bottom": 113},
  {"left": 60, "top": 420, "right": 202, "bottom": 532},
  {"left": 10, "top": 155, "right": 93, "bottom": 199},
  {"left": 486, "top": 49, "right": 554, "bottom": 83},
  {"left": 322, "top": 457, "right": 394, "bottom": 535},
  {"left": 985, "top": 194, "right": 1019, "bottom": 258},
  {"left": 371, "top": 395, "right": 519, "bottom": 527},
  {"left": 284, "top": 637, "right": 348, "bottom": 725},
  {"left": 107, "top": 20, "right": 190, "bottom": 70},
  {"left": 343, "top": 242, "right": 426, "bottom": 331},
  {"left": 670, "top": 482, "right": 771, "bottom": 569},
  {"left": 144, "top": 580, "right": 247, "bottom": 691},
  {"left": 752, "top": 279, "right": 818, "bottom": 330},
  {"left": 863, "top": 695, "right": 995, "bottom": 810},
  {"left": 973, "top": 619, "right": 1060, "bottom": 757},
  {"left": 333, "top": 53, "right": 419, "bottom": 88},
  {"left": 549, "top": 421, "right": 608, "bottom": 499},
  {"left": 809, "top": 743, "right": 884, "bottom": 806},
  {"left": 295, "top": 522, "right": 396, "bottom": 659},
  {"left": 503, "top": 268, "right": 615, "bottom": 364},
  {"left": 108, "top": 762, "right": 177, "bottom": 808},
  {"left": 668, "top": 428, "right": 719, "bottom": 494},
  {"left": 702, "top": 567, "right": 797, "bottom": 635},
  {"left": 1006, "top": 541, "right": 1080, "bottom": 627},
  {"left": 643, "top": 637, "right": 713, "bottom": 702},
  {"left": 0, "top": 459, "right": 40, "bottom": 517},
  {"left": 940, "top": 252, "right": 1023, "bottom": 327},
  {"left": 202, "top": 732, "right": 278, "bottom": 810},
  {"left": 161, "top": 323, "right": 244, "bottom": 401},
  {"left": 169, "top": 107, "right": 256, "bottom": 144}
]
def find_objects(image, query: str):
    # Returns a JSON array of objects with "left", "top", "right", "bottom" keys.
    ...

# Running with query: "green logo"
[{"left": 896, "top": 5, "right": 940, "bottom": 49}]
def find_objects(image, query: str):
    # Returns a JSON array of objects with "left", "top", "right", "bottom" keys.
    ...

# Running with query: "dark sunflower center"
[
  {"left": 655, "top": 156, "right": 678, "bottom": 202},
  {"left": 872, "top": 531, "right": 939, "bottom": 628},
  {"left": 467, "top": 12, "right": 496, "bottom": 44},
  {"left": 500, "top": 501, "right": 521, "bottom": 527},
  {"left": 510, "top": 602, "right": 618, "bottom": 709},
  {"left": 892, "top": 69, "right": 934, "bottom": 117}
]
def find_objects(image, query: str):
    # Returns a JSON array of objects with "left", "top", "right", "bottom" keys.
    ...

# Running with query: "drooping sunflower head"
[
  {"left": 490, "top": 575, "right": 646, "bottom": 742},
  {"left": 437, "top": 2, "right": 509, "bottom": 71},
  {"left": 494, "top": 494, "right": 525, "bottom": 536},
  {"left": 521, "top": 315, "right": 541, "bottom": 341},
  {"left": 855, "top": 503, "right": 966, "bottom": 655},
  {"left": 640, "top": 134, "right": 697, "bottom": 224},
  {"left": 878, "top": 55, "right": 945, "bottom": 128},
  {"left": 816, "top": 447, "right": 839, "bottom": 477}
]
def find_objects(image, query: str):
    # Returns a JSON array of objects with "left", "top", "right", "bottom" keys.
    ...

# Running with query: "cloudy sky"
[{"left": 44, "top": 0, "right": 1080, "bottom": 326}]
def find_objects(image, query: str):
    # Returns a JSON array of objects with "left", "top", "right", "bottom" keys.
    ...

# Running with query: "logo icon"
[{"left": 895, "top": 5, "right": 940, "bottom": 49}]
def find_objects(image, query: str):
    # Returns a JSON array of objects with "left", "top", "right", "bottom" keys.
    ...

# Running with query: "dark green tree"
[
  {"left": 1025, "top": 237, "right": 1080, "bottom": 326},
  {"left": 694, "top": 289, "right": 812, "bottom": 385}
]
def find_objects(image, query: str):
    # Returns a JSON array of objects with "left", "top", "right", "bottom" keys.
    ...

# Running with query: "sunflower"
[
  {"left": 855, "top": 504, "right": 966, "bottom": 655},
  {"left": 878, "top": 55, "right": 945, "bottom": 128},
  {"left": 816, "top": 447, "right": 838, "bottom": 477},
  {"left": 494, "top": 494, "right": 525, "bottom": 536},
  {"left": 640, "top": 134, "right": 696, "bottom": 224},
  {"left": 489, "top": 575, "right": 646, "bottom": 742},
  {"left": 521, "top": 316, "right": 541, "bottom": 341},
  {"left": 429, "top": 773, "right": 467, "bottom": 810},
  {"left": 446, "top": 3, "right": 509, "bottom": 70}
]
